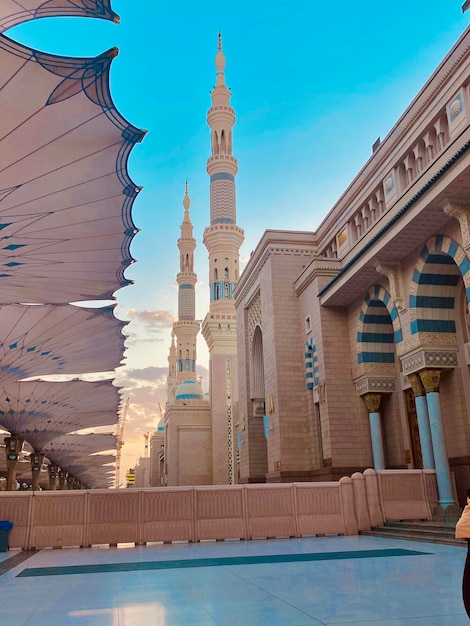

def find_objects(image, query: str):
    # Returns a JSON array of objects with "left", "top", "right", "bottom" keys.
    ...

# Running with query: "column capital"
[
  {"left": 407, "top": 373, "right": 425, "bottom": 397},
  {"left": 362, "top": 393, "right": 382, "bottom": 413},
  {"left": 419, "top": 369, "right": 441, "bottom": 393}
]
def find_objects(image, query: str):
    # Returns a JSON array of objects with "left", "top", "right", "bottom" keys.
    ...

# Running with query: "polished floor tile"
[{"left": 0, "top": 536, "right": 467, "bottom": 625}]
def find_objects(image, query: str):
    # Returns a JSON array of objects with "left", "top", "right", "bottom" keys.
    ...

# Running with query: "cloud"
[
  {"left": 123, "top": 336, "right": 163, "bottom": 347},
  {"left": 116, "top": 366, "right": 167, "bottom": 385},
  {"left": 127, "top": 309, "right": 175, "bottom": 325}
]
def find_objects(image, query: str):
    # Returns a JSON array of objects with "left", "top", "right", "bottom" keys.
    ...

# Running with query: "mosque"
[{"left": 153, "top": 21, "right": 470, "bottom": 513}]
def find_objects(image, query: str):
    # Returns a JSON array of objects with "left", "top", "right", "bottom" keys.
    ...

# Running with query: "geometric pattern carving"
[
  {"left": 248, "top": 292, "right": 262, "bottom": 347},
  {"left": 401, "top": 350, "right": 458, "bottom": 375},
  {"left": 355, "top": 377, "right": 396, "bottom": 396},
  {"left": 226, "top": 358, "right": 234, "bottom": 485}
]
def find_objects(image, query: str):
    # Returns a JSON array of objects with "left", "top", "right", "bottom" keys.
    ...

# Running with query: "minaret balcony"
[
  {"left": 177, "top": 272, "right": 197, "bottom": 284},
  {"left": 207, "top": 106, "right": 235, "bottom": 126},
  {"left": 207, "top": 155, "right": 238, "bottom": 176},
  {"left": 203, "top": 223, "right": 244, "bottom": 248}
]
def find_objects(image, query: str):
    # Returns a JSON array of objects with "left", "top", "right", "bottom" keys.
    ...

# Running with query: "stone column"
[
  {"left": 30, "top": 452, "right": 45, "bottom": 492},
  {"left": 4, "top": 435, "right": 24, "bottom": 491},
  {"left": 48, "top": 464, "right": 59, "bottom": 490},
  {"left": 419, "top": 369, "right": 455, "bottom": 508},
  {"left": 408, "top": 373, "right": 435, "bottom": 469},
  {"left": 363, "top": 393, "right": 385, "bottom": 469}
]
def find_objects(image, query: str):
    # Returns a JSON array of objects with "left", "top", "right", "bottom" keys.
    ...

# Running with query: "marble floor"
[{"left": 0, "top": 535, "right": 467, "bottom": 625}]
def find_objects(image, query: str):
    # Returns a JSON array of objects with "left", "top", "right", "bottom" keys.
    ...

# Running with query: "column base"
[{"left": 432, "top": 503, "right": 462, "bottom": 522}]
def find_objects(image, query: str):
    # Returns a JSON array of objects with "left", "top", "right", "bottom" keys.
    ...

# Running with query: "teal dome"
[
  {"left": 157, "top": 418, "right": 165, "bottom": 432},
  {"left": 175, "top": 379, "right": 204, "bottom": 401}
]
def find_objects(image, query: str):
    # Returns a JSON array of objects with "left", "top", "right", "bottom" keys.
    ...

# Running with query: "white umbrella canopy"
[
  {"left": 0, "top": 379, "right": 120, "bottom": 451},
  {"left": 0, "top": 36, "right": 145, "bottom": 303},
  {"left": 0, "top": 303, "right": 127, "bottom": 382},
  {"left": 0, "top": 0, "right": 119, "bottom": 33},
  {"left": 44, "top": 433, "right": 117, "bottom": 459},
  {"left": 57, "top": 455, "right": 116, "bottom": 488},
  {"left": 0, "top": 437, "right": 116, "bottom": 484}
]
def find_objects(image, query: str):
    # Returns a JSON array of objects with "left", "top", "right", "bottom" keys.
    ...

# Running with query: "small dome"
[
  {"left": 175, "top": 379, "right": 204, "bottom": 401},
  {"left": 157, "top": 418, "right": 165, "bottom": 432}
]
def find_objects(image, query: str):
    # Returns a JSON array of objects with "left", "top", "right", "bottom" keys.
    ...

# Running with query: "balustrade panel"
[
  {"left": 142, "top": 487, "right": 193, "bottom": 543},
  {"left": 195, "top": 485, "right": 246, "bottom": 540},
  {"left": 377, "top": 470, "right": 431, "bottom": 520},
  {"left": 294, "top": 483, "right": 345, "bottom": 536},
  {"left": 245, "top": 484, "right": 297, "bottom": 539},
  {"left": 0, "top": 492, "right": 31, "bottom": 549},
  {"left": 30, "top": 491, "right": 86, "bottom": 548},
  {"left": 88, "top": 489, "right": 140, "bottom": 545}
]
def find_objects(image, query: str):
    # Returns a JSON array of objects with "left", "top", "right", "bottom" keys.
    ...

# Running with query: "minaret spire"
[
  {"left": 166, "top": 184, "right": 201, "bottom": 403},
  {"left": 202, "top": 35, "right": 244, "bottom": 484}
]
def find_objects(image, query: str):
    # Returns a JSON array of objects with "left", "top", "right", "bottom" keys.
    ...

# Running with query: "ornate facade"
[{"left": 235, "top": 25, "right": 470, "bottom": 508}]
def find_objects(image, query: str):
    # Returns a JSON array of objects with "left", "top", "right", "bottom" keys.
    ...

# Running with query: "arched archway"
[
  {"left": 409, "top": 235, "right": 470, "bottom": 336},
  {"left": 249, "top": 325, "right": 268, "bottom": 478},
  {"left": 357, "top": 286, "right": 407, "bottom": 468}
]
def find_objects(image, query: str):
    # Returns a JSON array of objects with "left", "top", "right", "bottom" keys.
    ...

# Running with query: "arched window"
[
  {"left": 224, "top": 283, "right": 229, "bottom": 298},
  {"left": 224, "top": 267, "right": 229, "bottom": 279},
  {"left": 214, "top": 268, "right": 218, "bottom": 281},
  {"left": 251, "top": 326, "right": 265, "bottom": 399}
]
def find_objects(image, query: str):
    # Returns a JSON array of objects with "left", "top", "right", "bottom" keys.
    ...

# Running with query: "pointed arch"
[
  {"left": 409, "top": 235, "right": 470, "bottom": 335},
  {"left": 357, "top": 285, "right": 402, "bottom": 364},
  {"left": 251, "top": 325, "right": 265, "bottom": 398}
]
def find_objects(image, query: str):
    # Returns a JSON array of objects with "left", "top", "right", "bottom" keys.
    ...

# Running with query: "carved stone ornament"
[
  {"left": 402, "top": 350, "right": 458, "bottom": 375},
  {"left": 442, "top": 202, "right": 470, "bottom": 251},
  {"left": 374, "top": 260, "right": 405, "bottom": 311},
  {"left": 362, "top": 393, "right": 382, "bottom": 413},
  {"left": 398, "top": 332, "right": 458, "bottom": 358},
  {"left": 407, "top": 373, "right": 425, "bottom": 398},
  {"left": 355, "top": 377, "right": 396, "bottom": 396},
  {"left": 352, "top": 362, "right": 396, "bottom": 381},
  {"left": 419, "top": 369, "right": 441, "bottom": 394}
]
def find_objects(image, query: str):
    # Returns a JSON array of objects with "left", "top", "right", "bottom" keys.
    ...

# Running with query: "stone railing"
[{"left": 0, "top": 470, "right": 437, "bottom": 550}]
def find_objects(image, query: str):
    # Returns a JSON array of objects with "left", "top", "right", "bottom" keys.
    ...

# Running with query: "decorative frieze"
[
  {"left": 401, "top": 350, "right": 458, "bottom": 375},
  {"left": 355, "top": 377, "right": 396, "bottom": 396},
  {"left": 397, "top": 332, "right": 457, "bottom": 357},
  {"left": 352, "top": 362, "right": 396, "bottom": 381}
]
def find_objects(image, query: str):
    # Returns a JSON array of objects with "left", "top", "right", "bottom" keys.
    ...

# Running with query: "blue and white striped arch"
[
  {"left": 357, "top": 285, "right": 402, "bottom": 364},
  {"left": 305, "top": 338, "right": 320, "bottom": 389},
  {"left": 409, "top": 235, "right": 470, "bottom": 335}
]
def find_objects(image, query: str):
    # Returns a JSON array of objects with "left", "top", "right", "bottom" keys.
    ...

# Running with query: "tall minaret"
[
  {"left": 202, "top": 34, "right": 244, "bottom": 484},
  {"left": 167, "top": 184, "right": 200, "bottom": 403}
]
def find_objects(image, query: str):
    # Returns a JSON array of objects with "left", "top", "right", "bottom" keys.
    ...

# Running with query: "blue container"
[{"left": 0, "top": 521, "right": 13, "bottom": 552}]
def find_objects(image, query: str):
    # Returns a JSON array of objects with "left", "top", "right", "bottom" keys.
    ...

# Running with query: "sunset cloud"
[{"left": 127, "top": 309, "right": 175, "bottom": 325}]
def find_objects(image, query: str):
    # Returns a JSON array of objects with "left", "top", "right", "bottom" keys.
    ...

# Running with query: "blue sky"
[{"left": 7, "top": 1, "right": 470, "bottom": 468}]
